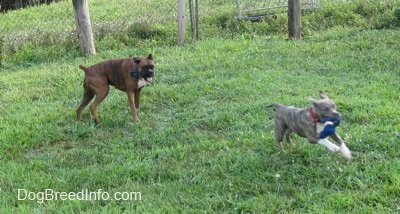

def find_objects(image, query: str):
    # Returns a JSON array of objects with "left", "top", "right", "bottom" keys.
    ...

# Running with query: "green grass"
[
  {"left": 1, "top": 28, "right": 400, "bottom": 213},
  {"left": 1, "top": 0, "right": 400, "bottom": 213}
]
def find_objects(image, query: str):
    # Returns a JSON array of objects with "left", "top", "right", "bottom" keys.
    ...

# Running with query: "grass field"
[{"left": 1, "top": 0, "right": 400, "bottom": 213}]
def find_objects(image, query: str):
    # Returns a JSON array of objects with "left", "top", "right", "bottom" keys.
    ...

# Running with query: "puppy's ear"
[
  {"left": 308, "top": 97, "right": 319, "bottom": 106},
  {"left": 319, "top": 91, "right": 329, "bottom": 99},
  {"left": 147, "top": 54, "right": 153, "bottom": 60},
  {"left": 134, "top": 59, "right": 141, "bottom": 64}
]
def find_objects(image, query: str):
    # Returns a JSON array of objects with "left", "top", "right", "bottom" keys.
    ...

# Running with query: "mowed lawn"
[{"left": 1, "top": 28, "right": 400, "bottom": 212}]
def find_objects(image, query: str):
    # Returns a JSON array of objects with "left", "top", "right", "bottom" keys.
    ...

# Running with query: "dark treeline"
[{"left": 0, "top": 0, "right": 64, "bottom": 12}]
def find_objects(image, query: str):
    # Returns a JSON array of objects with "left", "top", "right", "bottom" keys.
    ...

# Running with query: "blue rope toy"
[{"left": 318, "top": 117, "right": 341, "bottom": 139}]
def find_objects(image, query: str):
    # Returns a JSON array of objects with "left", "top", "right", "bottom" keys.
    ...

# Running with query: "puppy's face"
[
  {"left": 134, "top": 54, "right": 155, "bottom": 82},
  {"left": 309, "top": 92, "right": 341, "bottom": 119}
]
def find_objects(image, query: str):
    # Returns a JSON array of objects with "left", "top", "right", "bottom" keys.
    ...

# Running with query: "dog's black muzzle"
[{"left": 141, "top": 69, "right": 154, "bottom": 82}]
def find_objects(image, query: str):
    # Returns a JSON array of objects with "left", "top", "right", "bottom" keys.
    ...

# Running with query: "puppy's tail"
[
  {"left": 266, "top": 103, "right": 283, "bottom": 110},
  {"left": 79, "top": 65, "right": 89, "bottom": 73}
]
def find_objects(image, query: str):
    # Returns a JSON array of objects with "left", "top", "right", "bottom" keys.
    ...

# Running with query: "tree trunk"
[{"left": 73, "top": 0, "right": 96, "bottom": 56}]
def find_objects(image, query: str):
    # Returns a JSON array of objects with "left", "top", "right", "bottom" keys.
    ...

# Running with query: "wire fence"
[
  {"left": 0, "top": 0, "right": 399, "bottom": 64},
  {"left": 234, "top": 0, "right": 318, "bottom": 21},
  {"left": 0, "top": 0, "right": 227, "bottom": 61},
  {"left": 0, "top": 0, "right": 181, "bottom": 60}
]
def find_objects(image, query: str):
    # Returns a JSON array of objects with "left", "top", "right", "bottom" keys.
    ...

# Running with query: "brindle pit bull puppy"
[
  {"left": 76, "top": 54, "right": 155, "bottom": 124},
  {"left": 267, "top": 92, "right": 352, "bottom": 159}
]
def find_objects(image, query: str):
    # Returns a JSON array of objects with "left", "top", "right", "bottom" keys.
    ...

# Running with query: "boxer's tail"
[{"left": 79, "top": 65, "right": 89, "bottom": 73}]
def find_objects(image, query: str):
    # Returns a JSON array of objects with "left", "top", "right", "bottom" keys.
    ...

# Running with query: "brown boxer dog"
[{"left": 76, "top": 54, "right": 155, "bottom": 124}]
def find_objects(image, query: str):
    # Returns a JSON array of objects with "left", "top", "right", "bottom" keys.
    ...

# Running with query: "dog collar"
[
  {"left": 309, "top": 107, "right": 319, "bottom": 123},
  {"left": 130, "top": 69, "right": 140, "bottom": 78}
]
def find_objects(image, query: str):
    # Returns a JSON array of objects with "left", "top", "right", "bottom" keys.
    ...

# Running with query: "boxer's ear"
[
  {"left": 134, "top": 59, "right": 141, "bottom": 64},
  {"left": 147, "top": 54, "right": 153, "bottom": 60}
]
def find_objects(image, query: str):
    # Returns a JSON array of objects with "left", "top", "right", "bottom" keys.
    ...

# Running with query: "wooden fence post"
[
  {"left": 178, "top": 0, "right": 186, "bottom": 45},
  {"left": 189, "top": 0, "right": 199, "bottom": 40},
  {"left": 73, "top": 0, "right": 96, "bottom": 55},
  {"left": 288, "top": 0, "right": 301, "bottom": 39}
]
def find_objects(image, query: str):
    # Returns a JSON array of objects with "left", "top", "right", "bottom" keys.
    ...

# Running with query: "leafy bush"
[
  {"left": 0, "top": 0, "right": 64, "bottom": 12},
  {"left": 302, "top": 0, "right": 400, "bottom": 32},
  {"left": 95, "top": 22, "right": 174, "bottom": 52},
  {"left": 126, "top": 23, "right": 166, "bottom": 40},
  {"left": 0, "top": 36, "right": 3, "bottom": 65},
  {"left": 394, "top": 7, "right": 400, "bottom": 26}
]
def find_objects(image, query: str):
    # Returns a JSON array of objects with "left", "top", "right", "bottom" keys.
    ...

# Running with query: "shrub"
[
  {"left": 127, "top": 23, "right": 166, "bottom": 40},
  {"left": 392, "top": 7, "right": 400, "bottom": 26},
  {"left": 0, "top": 36, "right": 3, "bottom": 65}
]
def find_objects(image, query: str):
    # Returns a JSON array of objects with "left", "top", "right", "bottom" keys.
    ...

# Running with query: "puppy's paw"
[{"left": 340, "top": 143, "right": 352, "bottom": 159}]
